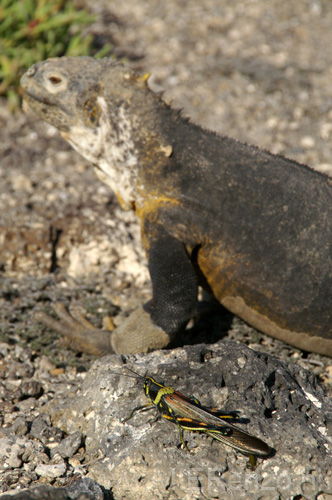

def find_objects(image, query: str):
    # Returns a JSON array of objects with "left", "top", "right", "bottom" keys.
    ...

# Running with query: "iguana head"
[
  {"left": 21, "top": 57, "right": 169, "bottom": 210},
  {"left": 21, "top": 57, "right": 113, "bottom": 131}
]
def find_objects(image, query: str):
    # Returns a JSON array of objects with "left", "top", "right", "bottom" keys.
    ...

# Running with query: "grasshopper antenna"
[{"left": 109, "top": 366, "right": 145, "bottom": 380}]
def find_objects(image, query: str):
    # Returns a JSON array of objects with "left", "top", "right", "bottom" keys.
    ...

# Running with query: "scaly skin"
[{"left": 20, "top": 57, "right": 332, "bottom": 357}]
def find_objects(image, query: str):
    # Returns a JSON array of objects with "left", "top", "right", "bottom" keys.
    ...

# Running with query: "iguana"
[{"left": 20, "top": 56, "right": 332, "bottom": 357}]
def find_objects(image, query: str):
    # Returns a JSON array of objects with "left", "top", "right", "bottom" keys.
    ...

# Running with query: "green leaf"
[{"left": 0, "top": 0, "right": 112, "bottom": 108}]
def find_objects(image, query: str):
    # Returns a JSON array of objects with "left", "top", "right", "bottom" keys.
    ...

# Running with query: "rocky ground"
[{"left": 1, "top": 0, "right": 332, "bottom": 499}]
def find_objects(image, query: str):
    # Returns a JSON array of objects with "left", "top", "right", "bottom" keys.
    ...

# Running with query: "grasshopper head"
[{"left": 144, "top": 376, "right": 159, "bottom": 401}]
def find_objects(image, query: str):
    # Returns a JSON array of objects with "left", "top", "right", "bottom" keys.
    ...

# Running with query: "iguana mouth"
[
  {"left": 21, "top": 85, "right": 74, "bottom": 122},
  {"left": 21, "top": 88, "right": 58, "bottom": 107}
]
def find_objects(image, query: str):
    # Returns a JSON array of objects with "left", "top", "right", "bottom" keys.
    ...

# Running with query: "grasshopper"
[{"left": 113, "top": 367, "right": 272, "bottom": 465}]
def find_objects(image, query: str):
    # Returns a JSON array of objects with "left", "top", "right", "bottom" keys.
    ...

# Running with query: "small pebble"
[
  {"left": 30, "top": 413, "right": 63, "bottom": 444},
  {"left": 20, "top": 381, "right": 43, "bottom": 399},
  {"left": 0, "top": 436, "right": 26, "bottom": 470},
  {"left": 12, "top": 416, "right": 28, "bottom": 436},
  {"left": 300, "top": 135, "right": 315, "bottom": 148},
  {"left": 50, "top": 431, "right": 83, "bottom": 459},
  {"left": 35, "top": 461, "right": 67, "bottom": 478}
]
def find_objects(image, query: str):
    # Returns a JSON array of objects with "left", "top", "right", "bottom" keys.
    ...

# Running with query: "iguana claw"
[{"left": 36, "top": 303, "right": 171, "bottom": 356}]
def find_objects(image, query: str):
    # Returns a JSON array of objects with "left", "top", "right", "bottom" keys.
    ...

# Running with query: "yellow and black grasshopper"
[{"left": 114, "top": 368, "right": 272, "bottom": 465}]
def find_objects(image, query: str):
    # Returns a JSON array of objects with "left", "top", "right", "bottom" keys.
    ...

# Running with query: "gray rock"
[
  {"left": 11, "top": 417, "right": 28, "bottom": 436},
  {"left": 66, "top": 478, "right": 104, "bottom": 500},
  {"left": 15, "top": 398, "right": 38, "bottom": 413},
  {"left": 0, "top": 479, "right": 104, "bottom": 500},
  {"left": 29, "top": 413, "right": 51, "bottom": 435},
  {"left": 21, "top": 440, "right": 48, "bottom": 465},
  {"left": 6, "top": 362, "right": 34, "bottom": 380},
  {"left": 50, "top": 431, "right": 83, "bottom": 459},
  {"left": 30, "top": 414, "right": 63, "bottom": 445},
  {"left": 0, "top": 436, "right": 27, "bottom": 470},
  {"left": 35, "top": 462, "right": 66, "bottom": 479},
  {"left": 20, "top": 381, "right": 43, "bottom": 400},
  {"left": 0, "top": 486, "right": 68, "bottom": 500},
  {"left": 43, "top": 340, "right": 332, "bottom": 499}
]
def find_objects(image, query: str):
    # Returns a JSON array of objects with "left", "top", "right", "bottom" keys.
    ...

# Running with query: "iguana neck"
[
  {"left": 62, "top": 90, "right": 178, "bottom": 212},
  {"left": 61, "top": 96, "right": 140, "bottom": 211}
]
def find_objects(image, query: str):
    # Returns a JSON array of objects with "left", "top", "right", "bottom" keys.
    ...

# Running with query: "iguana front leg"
[
  {"left": 145, "top": 229, "right": 198, "bottom": 335},
  {"left": 36, "top": 232, "right": 198, "bottom": 356}
]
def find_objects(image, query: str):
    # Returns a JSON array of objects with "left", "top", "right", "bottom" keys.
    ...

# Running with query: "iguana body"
[{"left": 21, "top": 57, "right": 332, "bottom": 357}]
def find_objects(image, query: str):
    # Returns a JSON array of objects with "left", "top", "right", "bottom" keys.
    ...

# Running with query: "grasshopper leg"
[
  {"left": 123, "top": 402, "right": 154, "bottom": 422},
  {"left": 176, "top": 420, "right": 190, "bottom": 451}
]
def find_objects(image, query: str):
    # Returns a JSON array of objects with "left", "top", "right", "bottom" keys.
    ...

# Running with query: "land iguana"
[{"left": 20, "top": 57, "right": 332, "bottom": 357}]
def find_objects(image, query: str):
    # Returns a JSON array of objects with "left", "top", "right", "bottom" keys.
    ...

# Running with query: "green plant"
[{"left": 0, "top": 0, "right": 111, "bottom": 107}]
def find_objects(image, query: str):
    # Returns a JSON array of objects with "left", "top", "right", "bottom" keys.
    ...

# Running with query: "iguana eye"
[{"left": 48, "top": 75, "right": 62, "bottom": 85}]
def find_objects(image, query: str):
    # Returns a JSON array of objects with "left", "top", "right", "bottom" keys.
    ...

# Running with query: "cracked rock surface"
[{"left": 42, "top": 341, "right": 332, "bottom": 500}]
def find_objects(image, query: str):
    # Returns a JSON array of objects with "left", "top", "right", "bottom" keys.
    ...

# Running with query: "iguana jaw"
[{"left": 60, "top": 96, "right": 142, "bottom": 211}]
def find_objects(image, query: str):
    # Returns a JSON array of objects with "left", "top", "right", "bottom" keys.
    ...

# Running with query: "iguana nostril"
[{"left": 26, "top": 65, "right": 37, "bottom": 78}]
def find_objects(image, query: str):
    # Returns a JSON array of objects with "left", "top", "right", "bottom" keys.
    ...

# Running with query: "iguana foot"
[
  {"left": 35, "top": 303, "right": 171, "bottom": 356},
  {"left": 35, "top": 303, "right": 114, "bottom": 356}
]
